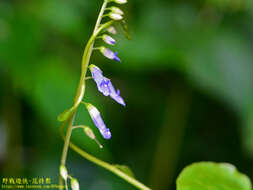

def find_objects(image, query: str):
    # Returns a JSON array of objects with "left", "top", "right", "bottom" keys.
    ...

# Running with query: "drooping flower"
[
  {"left": 89, "top": 64, "right": 126, "bottom": 106},
  {"left": 107, "top": 26, "right": 117, "bottom": 34},
  {"left": 109, "top": 12, "right": 123, "bottom": 20},
  {"left": 85, "top": 103, "right": 111, "bottom": 139},
  {"left": 113, "top": 0, "right": 127, "bottom": 4},
  {"left": 102, "top": 34, "right": 116, "bottom": 45},
  {"left": 99, "top": 46, "right": 121, "bottom": 62}
]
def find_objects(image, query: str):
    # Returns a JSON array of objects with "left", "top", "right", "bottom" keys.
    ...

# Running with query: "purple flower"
[
  {"left": 89, "top": 65, "right": 126, "bottom": 106},
  {"left": 99, "top": 46, "right": 121, "bottom": 62},
  {"left": 85, "top": 103, "right": 111, "bottom": 139}
]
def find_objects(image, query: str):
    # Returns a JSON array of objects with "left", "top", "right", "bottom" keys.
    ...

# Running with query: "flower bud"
[
  {"left": 83, "top": 126, "right": 103, "bottom": 148},
  {"left": 84, "top": 127, "right": 95, "bottom": 140},
  {"left": 109, "top": 12, "right": 123, "bottom": 20},
  {"left": 102, "top": 34, "right": 116, "bottom": 45},
  {"left": 113, "top": 0, "right": 127, "bottom": 4},
  {"left": 71, "top": 178, "right": 79, "bottom": 190},
  {"left": 99, "top": 46, "right": 121, "bottom": 62},
  {"left": 59, "top": 165, "right": 68, "bottom": 181},
  {"left": 110, "top": 7, "right": 124, "bottom": 15},
  {"left": 107, "top": 26, "right": 117, "bottom": 34}
]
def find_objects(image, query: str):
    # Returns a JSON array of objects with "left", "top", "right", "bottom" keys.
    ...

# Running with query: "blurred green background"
[{"left": 1, "top": 0, "right": 253, "bottom": 189}]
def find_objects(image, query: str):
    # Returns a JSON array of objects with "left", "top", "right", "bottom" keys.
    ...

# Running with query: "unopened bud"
[
  {"left": 113, "top": 0, "right": 127, "bottom": 4},
  {"left": 71, "top": 178, "right": 79, "bottom": 190},
  {"left": 102, "top": 34, "right": 116, "bottom": 45},
  {"left": 84, "top": 127, "right": 103, "bottom": 149},
  {"left": 59, "top": 165, "right": 68, "bottom": 181},
  {"left": 84, "top": 127, "right": 95, "bottom": 140},
  {"left": 107, "top": 26, "right": 117, "bottom": 34},
  {"left": 110, "top": 7, "right": 124, "bottom": 15},
  {"left": 109, "top": 12, "right": 123, "bottom": 20}
]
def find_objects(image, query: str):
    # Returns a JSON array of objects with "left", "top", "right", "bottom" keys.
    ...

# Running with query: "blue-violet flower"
[{"left": 89, "top": 64, "right": 126, "bottom": 106}]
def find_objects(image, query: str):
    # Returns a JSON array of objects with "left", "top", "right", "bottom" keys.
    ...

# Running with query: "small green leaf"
[
  {"left": 57, "top": 107, "right": 74, "bottom": 122},
  {"left": 114, "top": 164, "right": 135, "bottom": 177},
  {"left": 177, "top": 162, "right": 252, "bottom": 190}
]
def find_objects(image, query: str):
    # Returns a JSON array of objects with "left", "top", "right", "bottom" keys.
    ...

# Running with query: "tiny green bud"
[
  {"left": 113, "top": 0, "right": 127, "bottom": 4},
  {"left": 59, "top": 165, "right": 68, "bottom": 181},
  {"left": 83, "top": 126, "right": 103, "bottom": 149},
  {"left": 71, "top": 178, "right": 79, "bottom": 190},
  {"left": 109, "top": 12, "right": 123, "bottom": 20},
  {"left": 84, "top": 127, "right": 95, "bottom": 140},
  {"left": 107, "top": 26, "right": 117, "bottom": 34},
  {"left": 110, "top": 7, "right": 124, "bottom": 15}
]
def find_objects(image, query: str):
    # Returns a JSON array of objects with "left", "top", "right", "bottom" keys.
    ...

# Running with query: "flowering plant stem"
[{"left": 59, "top": 1, "right": 151, "bottom": 190}]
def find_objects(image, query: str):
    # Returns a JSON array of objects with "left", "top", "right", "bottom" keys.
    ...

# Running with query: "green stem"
[
  {"left": 59, "top": 1, "right": 109, "bottom": 189},
  {"left": 59, "top": 1, "right": 152, "bottom": 190},
  {"left": 69, "top": 142, "right": 151, "bottom": 190}
]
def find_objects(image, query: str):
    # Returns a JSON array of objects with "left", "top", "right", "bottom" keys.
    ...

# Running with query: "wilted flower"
[
  {"left": 113, "top": 0, "right": 127, "bottom": 4},
  {"left": 59, "top": 165, "right": 68, "bottom": 181},
  {"left": 102, "top": 34, "right": 116, "bottom": 45},
  {"left": 107, "top": 26, "right": 117, "bottom": 34},
  {"left": 85, "top": 103, "right": 112, "bottom": 139},
  {"left": 99, "top": 46, "right": 121, "bottom": 62},
  {"left": 109, "top": 12, "right": 123, "bottom": 20},
  {"left": 70, "top": 178, "right": 79, "bottom": 190},
  {"left": 110, "top": 7, "right": 124, "bottom": 15},
  {"left": 89, "top": 64, "right": 126, "bottom": 106}
]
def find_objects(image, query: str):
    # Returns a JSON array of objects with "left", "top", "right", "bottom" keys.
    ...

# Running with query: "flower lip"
[{"left": 108, "top": 82, "right": 126, "bottom": 106}]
